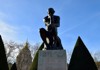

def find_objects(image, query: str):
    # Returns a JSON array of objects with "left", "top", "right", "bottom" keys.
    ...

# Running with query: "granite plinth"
[{"left": 38, "top": 50, "right": 67, "bottom": 70}]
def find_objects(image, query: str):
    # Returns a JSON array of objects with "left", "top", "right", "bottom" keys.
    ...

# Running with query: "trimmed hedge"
[{"left": 0, "top": 35, "right": 9, "bottom": 70}]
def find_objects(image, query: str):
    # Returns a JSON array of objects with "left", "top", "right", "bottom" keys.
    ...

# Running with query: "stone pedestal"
[{"left": 38, "top": 50, "right": 67, "bottom": 70}]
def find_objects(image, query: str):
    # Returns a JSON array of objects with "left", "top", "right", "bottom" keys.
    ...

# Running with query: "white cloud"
[
  {"left": 0, "top": 21, "right": 18, "bottom": 41},
  {"left": 0, "top": 11, "right": 35, "bottom": 43},
  {"left": 0, "top": 11, "right": 19, "bottom": 42},
  {"left": 0, "top": 20, "right": 35, "bottom": 43},
  {"left": 0, "top": 21, "right": 16, "bottom": 33}
]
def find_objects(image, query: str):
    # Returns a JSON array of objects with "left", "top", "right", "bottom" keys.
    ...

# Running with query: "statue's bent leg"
[{"left": 39, "top": 28, "right": 53, "bottom": 49}]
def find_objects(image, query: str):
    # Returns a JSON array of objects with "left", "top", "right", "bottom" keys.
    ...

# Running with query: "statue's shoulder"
[
  {"left": 53, "top": 15, "right": 60, "bottom": 22},
  {"left": 54, "top": 15, "right": 60, "bottom": 18},
  {"left": 53, "top": 15, "right": 60, "bottom": 20}
]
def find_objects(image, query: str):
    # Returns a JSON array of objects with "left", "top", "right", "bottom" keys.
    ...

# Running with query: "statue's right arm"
[{"left": 43, "top": 16, "right": 49, "bottom": 26}]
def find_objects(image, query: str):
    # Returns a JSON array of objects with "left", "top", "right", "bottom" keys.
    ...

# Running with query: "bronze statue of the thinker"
[
  {"left": 30, "top": 8, "right": 63, "bottom": 70},
  {"left": 40, "top": 8, "right": 63, "bottom": 50}
]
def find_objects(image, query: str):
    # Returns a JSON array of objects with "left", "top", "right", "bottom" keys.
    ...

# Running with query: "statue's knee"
[{"left": 39, "top": 28, "right": 45, "bottom": 34}]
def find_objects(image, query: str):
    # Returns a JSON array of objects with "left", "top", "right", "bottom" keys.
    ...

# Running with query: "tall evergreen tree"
[
  {"left": 68, "top": 36, "right": 98, "bottom": 70},
  {"left": 16, "top": 41, "right": 32, "bottom": 70},
  {"left": 11, "top": 63, "right": 17, "bottom": 70},
  {"left": 0, "top": 35, "right": 9, "bottom": 70}
]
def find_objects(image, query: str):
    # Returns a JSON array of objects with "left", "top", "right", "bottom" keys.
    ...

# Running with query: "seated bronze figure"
[{"left": 40, "top": 8, "right": 63, "bottom": 50}]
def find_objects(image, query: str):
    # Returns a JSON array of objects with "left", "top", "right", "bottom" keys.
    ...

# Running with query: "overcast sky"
[{"left": 0, "top": 0, "right": 100, "bottom": 53}]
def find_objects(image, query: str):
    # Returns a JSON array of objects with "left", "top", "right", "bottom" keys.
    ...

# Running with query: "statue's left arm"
[{"left": 51, "top": 16, "right": 60, "bottom": 27}]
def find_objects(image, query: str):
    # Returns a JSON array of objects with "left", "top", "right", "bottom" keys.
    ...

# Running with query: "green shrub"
[
  {"left": 30, "top": 43, "right": 44, "bottom": 70},
  {"left": 68, "top": 36, "right": 98, "bottom": 70}
]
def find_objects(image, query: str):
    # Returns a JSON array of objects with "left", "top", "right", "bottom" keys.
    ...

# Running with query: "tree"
[
  {"left": 30, "top": 43, "right": 44, "bottom": 70},
  {"left": 16, "top": 42, "right": 32, "bottom": 70},
  {"left": 93, "top": 51, "right": 100, "bottom": 62},
  {"left": 29, "top": 43, "right": 40, "bottom": 59},
  {"left": 5, "top": 41, "right": 40, "bottom": 64},
  {"left": 0, "top": 35, "right": 9, "bottom": 70},
  {"left": 5, "top": 41, "right": 23, "bottom": 63},
  {"left": 68, "top": 36, "right": 98, "bottom": 70}
]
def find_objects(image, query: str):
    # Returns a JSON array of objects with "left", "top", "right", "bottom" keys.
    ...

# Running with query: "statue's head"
[{"left": 47, "top": 8, "right": 55, "bottom": 16}]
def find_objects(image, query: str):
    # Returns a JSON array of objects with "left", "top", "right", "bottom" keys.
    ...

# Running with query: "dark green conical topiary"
[
  {"left": 10, "top": 63, "right": 17, "bottom": 70},
  {"left": 0, "top": 35, "right": 9, "bottom": 70},
  {"left": 68, "top": 36, "right": 98, "bottom": 70},
  {"left": 30, "top": 43, "right": 44, "bottom": 70}
]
